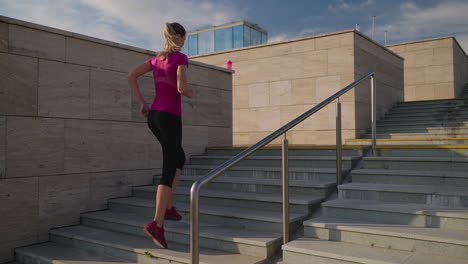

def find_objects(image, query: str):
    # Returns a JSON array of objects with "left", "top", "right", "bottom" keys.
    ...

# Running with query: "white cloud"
[
  {"left": 456, "top": 33, "right": 468, "bottom": 55},
  {"left": 79, "top": 0, "right": 243, "bottom": 48},
  {"left": 0, "top": 0, "right": 244, "bottom": 50},
  {"left": 268, "top": 33, "right": 290, "bottom": 43},
  {"left": 1, "top": 0, "right": 137, "bottom": 46},
  {"left": 268, "top": 27, "right": 323, "bottom": 44},
  {"left": 328, "top": 0, "right": 375, "bottom": 11},
  {"left": 268, "top": 27, "right": 325, "bottom": 44},
  {"left": 370, "top": 1, "right": 468, "bottom": 51},
  {"left": 299, "top": 28, "right": 321, "bottom": 37}
]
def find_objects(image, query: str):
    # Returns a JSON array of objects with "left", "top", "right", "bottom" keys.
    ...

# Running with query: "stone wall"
[
  {"left": 453, "top": 39, "right": 468, "bottom": 97},
  {"left": 354, "top": 34, "right": 404, "bottom": 135},
  {"left": 387, "top": 37, "right": 467, "bottom": 101},
  {"left": 191, "top": 30, "right": 403, "bottom": 145},
  {"left": 0, "top": 16, "right": 232, "bottom": 263}
]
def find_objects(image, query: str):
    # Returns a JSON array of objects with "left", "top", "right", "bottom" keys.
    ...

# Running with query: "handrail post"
[
  {"left": 282, "top": 134, "right": 289, "bottom": 244},
  {"left": 336, "top": 97, "right": 343, "bottom": 185},
  {"left": 190, "top": 184, "right": 200, "bottom": 264},
  {"left": 371, "top": 74, "right": 377, "bottom": 148}
]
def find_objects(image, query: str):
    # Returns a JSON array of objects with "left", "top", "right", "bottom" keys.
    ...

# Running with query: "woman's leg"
[
  {"left": 154, "top": 184, "right": 172, "bottom": 226},
  {"left": 144, "top": 111, "right": 169, "bottom": 248},
  {"left": 166, "top": 121, "right": 185, "bottom": 209},
  {"left": 154, "top": 147, "right": 176, "bottom": 226},
  {"left": 151, "top": 111, "right": 185, "bottom": 223},
  {"left": 166, "top": 168, "right": 181, "bottom": 209},
  {"left": 147, "top": 111, "right": 173, "bottom": 227}
]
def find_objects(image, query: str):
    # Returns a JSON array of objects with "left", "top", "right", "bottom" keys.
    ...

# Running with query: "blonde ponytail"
[{"left": 158, "top": 22, "right": 186, "bottom": 60}]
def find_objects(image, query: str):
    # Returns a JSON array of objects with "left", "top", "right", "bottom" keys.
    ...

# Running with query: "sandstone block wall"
[
  {"left": 453, "top": 40, "right": 468, "bottom": 97},
  {"left": 387, "top": 37, "right": 468, "bottom": 101},
  {"left": 0, "top": 16, "right": 232, "bottom": 262},
  {"left": 191, "top": 30, "right": 403, "bottom": 145},
  {"left": 354, "top": 34, "right": 404, "bottom": 134}
]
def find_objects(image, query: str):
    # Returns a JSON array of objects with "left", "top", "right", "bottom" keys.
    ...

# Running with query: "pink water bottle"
[{"left": 226, "top": 60, "right": 233, "bottom": 70}]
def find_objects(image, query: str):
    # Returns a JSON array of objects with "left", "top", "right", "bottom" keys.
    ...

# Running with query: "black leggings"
[{"left": 147, "top": 110, "right": 186, "bottom": 187}]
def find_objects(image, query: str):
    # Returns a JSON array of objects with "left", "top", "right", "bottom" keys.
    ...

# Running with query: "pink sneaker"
[
  {"left": 143, "top": 221, "right": 168, "bottom": 249},
  {"left": 165, "top": 206, "right": 182, "bottom": 221}
]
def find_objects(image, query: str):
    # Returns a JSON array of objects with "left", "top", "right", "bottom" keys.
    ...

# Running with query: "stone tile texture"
[
  {"left": 193, "top": 30, "right": 403, "bottom": 145},
  {"left": 387, "top": 37, "right": 467, "bottom": 101},
  {"left": 0, "top": 16, "right": 233, "bottom": 262}
]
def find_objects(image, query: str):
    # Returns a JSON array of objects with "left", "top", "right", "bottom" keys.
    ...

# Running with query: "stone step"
[
  {"left": 387, "top": 106, "right": 468, "bottom": 114},
  {"left": 379, "top": 117, "right": 468, "bottom": 126},
  {"left": 303, "top": 216, "right": 468, "bottom": 259},
  {"left": 377, "top": 118, "right": 468, "bottom": 125},
  {"left": 383, "top": 111, "right": 468, "bottom": 119},
  {"left": 386, "top": 110, "right": 468, "bottom": 119},
  {"left": 375, "top": 122, "right": 468, "bottom": 130},
  {"left": 49, "top": 225, "right": 265, "bottom": 264},
  {"left": 133, "top": 185, "right": 323, "bottom": 214},
  {"left": 205, "top": 146, "right": 363, "bottom": 157},
  {"left": 395, "top": 99, "right": 468, "bottom": 105},
  {"left": 345, "top": 138, "right": 468, "bottom": 146},
  {"left": 80, "top": 210, "right": 281, "bottom": 258},
  {"left": 365, "top": 127, "right": 468, "bottom": 135},
  {"left": 390, "top": 102, "right": 468, "bottom": 112},
  {"left": 282, "top": 237, "right": 468, "bottom": 264},
  {"left": 322, "top": 199, "right": 468, "bottom": 231},
  {"left": 108, "top": 197, "right": 306, "bottom": 233},
  {"left": 175, "top": 175, "right": 336, "bottom": 195},
  {"left": 396, "top": 98, "right": 468, "bottom": 107},
  {"left": 362, "top": 156, "right": 468, "bottom": 171},
  {"left": 372, "top": 146, "right": 468, "bottom": 157},
  {"left": 183, "top": 165, "right": 346, "bottom": 182},
  {"left": 338, "top": 183, "right": 468, "bottom": 207},
  {"left": 189, "top": 155, "right": 358, "bottom": 168},
  {"left": 352, "top": 168, "right": 468, "bottom": 186},
  {"left": 15, "top": 242, "right": 134, "bottom": 264},
  {"left": 361, "top": 130, "right": 468, "bottom": 140}
]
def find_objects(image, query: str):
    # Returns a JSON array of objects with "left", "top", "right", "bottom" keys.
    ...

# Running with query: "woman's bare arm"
[
  {"left": 177, "top": 65, "right": 194, "bottom": 98},
  {"left": 128, "top": 62, "right": 152, "bottom": 105}
]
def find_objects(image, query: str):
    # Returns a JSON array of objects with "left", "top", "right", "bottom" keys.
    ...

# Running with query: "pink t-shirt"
[{"left": 147, "top": 52, "right": 189, "bottom": 116}]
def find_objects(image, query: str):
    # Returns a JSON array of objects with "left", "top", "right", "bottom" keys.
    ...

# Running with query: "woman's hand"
[
  {"left": 140, "top": 103, "right": 149, "bottom": 118},
  {"left": 186, "top": 89, "right": 194, "bottom": 98}
]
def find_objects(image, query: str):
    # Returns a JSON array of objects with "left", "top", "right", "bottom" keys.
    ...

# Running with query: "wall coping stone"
[{"left": 0, "top": 15, "right": 234, "bottom": 73}]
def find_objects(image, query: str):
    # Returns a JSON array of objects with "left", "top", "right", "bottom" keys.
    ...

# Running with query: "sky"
[{"left": 1, "top": 0, "right": 467, "bottom": 53}]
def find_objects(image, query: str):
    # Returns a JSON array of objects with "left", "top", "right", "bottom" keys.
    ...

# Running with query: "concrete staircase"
[
  {"left": 15, "top": 147, "right": 362, "bottom": 264},
  {"left": 281, "top": 146, "right": 468, "bottom": 264},
  {"left": 14, "top": 96, "right": 468, "bottom": 263},
  {"left": 347, "top": 98, "right": 468, "bottom": 145}
]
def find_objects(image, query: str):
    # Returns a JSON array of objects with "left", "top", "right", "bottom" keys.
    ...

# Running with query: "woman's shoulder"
[
  {"left": 148, "top": 55, "right": 159, "bottom": 66},
  {"left": 173, "top": 51, "right": 188, "bottom": 59},
  {"left": 173, "top": 52, "right": 189, "bottom": 65}
]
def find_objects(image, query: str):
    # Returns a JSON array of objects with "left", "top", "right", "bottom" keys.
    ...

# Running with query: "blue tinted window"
[
  {"left": 198, "top": 31, "right": 214, "bottom": 54},
  {"left": 261, "top": 33, "right": 268, "bottom": 44},
  {"left": 233, "top": 25, "right": 243, "bottom": 49},
  {"left": 243, "top": 25, "right": 251, "bottom": 46},
  {"left": 215, "top": 27, "right": 233, "bottom": 52},
  {"left": 251, "top": 28, "right": 262, "bottom": 45},
  {"left": 181, "top": 39, "right": 188, "bottom": 55},
  {"left": 188, "top": 34, "right": 198, "bottom": 56}
]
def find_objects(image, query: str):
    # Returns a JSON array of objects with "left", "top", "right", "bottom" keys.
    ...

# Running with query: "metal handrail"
[{"left": 190, "top": 72, "right": 376, "bottom": 264}]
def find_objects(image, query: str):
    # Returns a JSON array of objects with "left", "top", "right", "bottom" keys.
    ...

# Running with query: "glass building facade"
[{"left": 182, "top": 21, "right": 268, "bottom": 56}]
